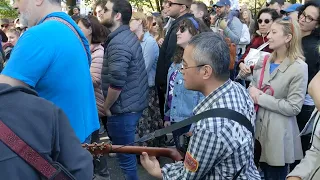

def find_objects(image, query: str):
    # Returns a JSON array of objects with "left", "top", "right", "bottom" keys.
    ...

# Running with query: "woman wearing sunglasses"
[
  {"left": 129, "top": 12, "right": 166, "bottom": 148},
  {"left": 295, "top": 0, "right": 320, "bottom": 157},
  {"left": 163, "top": 17, "right": 210, "bottom": 151},
  {"left": 237, "top": 8, "right": 279, "bottom": 87}
]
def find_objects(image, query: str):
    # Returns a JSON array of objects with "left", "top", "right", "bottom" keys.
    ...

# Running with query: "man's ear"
[
  {"left": 115, "top": 12, "right": 122, "bottom": 22},
  {"left": 35, "top": 0, "right": 45, "bottom": 6}
]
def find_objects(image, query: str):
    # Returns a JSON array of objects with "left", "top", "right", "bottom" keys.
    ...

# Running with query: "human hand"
[
  {"left": 219, "top": 19, "right": 228, "bottom": 30},
  {"left": 249, "top": 86, "right": 262, "bottom": 104},
  {"left": 158, "top": 38, "right": 164, "bottom": 47},
  {"left": 140, "top": 152, "right": 162, "bottom": 178},
  {"left": 164, "top": 121, "right": 171, "bottom": 127},
  {"left": 239, "top": 63, "right": 251, "bottom": 77}
]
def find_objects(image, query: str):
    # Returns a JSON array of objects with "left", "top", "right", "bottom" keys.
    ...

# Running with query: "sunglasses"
[
  {"left": 1, "top": 24, "right": 9, "bottom": 28},
  {"left": 167, "top": 1, "right": 187, "bottom": 8},
  {"left": 258, "top": 19, "right": 272, "bottom": 24},
  {"left": 152, "top": 22, "right": 157, "bottom": 26},
  {"left": 177, "top": 25, "right": 187, "bottom": 33}
]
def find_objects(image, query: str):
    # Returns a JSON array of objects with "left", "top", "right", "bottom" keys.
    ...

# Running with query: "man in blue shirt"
[{"left": 0, "top": 0, "right": 99, "bottom": 143}]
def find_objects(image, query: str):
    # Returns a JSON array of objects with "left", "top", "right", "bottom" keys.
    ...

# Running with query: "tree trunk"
[{"left": 147, "top": 0, "right": 155, "bottom": 11}]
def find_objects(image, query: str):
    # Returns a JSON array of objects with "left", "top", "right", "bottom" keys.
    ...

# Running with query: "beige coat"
[
  {"left": 251, "top": 56, "right": 308, "bottom": 166},
  {"left": 288, "top": 108, "right": 320, "bottom": 180}
]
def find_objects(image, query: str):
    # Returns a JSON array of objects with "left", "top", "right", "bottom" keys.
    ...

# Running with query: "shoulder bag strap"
[
  {"left": 44, "top": 17, "right": 89, "bottom": 62},
  {"left": 0, "top": 120, "right": 73, "bottom": 180},
  {"left": 254, "top": 55, "right": 270, "bottom": 112}
]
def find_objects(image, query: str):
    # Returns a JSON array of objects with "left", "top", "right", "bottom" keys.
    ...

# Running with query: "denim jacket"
[
  {"left": 164, "top": 63, "right": 204, "bottom": 122},
  {"left": 141, "top": 32, "right": 159, "bottom": 87}
]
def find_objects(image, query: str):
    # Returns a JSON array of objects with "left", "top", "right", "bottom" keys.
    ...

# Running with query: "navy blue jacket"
[
  {"left": 0, "top": 84, "right": 93, "bottom": 179},
  {"left": 102, "top": 25, "right": 148, "bottom": 114}
]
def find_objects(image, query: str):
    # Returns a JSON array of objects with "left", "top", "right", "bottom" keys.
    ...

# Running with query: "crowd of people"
[{"left": 0, "top": 0, "right": 319, "bottom": 179}]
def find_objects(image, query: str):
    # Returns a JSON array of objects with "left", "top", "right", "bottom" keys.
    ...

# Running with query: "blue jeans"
[{"left": 107, "top": 112, "right": 142, "bottom": 180}]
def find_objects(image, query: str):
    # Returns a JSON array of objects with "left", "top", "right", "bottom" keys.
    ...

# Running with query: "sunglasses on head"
[{"left": 258, "top": 19, "right": 271, "bottom": 24}]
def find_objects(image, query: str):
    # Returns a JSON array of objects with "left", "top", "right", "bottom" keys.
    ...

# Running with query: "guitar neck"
[{"left": 83, "top": 144, "right": 184, "bottom": 161}]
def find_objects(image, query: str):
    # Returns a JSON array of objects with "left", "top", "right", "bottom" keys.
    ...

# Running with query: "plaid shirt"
[{"left": 162, "top": 80, "right": 261, "bottom": 180}]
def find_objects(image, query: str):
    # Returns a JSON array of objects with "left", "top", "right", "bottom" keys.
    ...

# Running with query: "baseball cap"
[
  {"left": 213, "top": 0, "right": 231, "bottom": 7},
  {"left": 151, "top": 12, "right": 161, "bottom": 17},
  {"left": 280, "top": 3, "right": 302, "bottom": 14}
]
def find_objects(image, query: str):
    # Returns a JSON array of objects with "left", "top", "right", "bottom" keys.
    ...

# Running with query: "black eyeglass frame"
[
  {"left": 258, "top": 19, "right": 272, "bottom": 24},
  {"left": 167, "top": 1, "right": 189, "bottom": 8},
  {"left": 179, "top": 64, "right": 206, "bottom": 73}
]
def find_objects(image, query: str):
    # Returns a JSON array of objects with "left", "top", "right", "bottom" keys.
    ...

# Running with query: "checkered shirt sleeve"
[{"left": 161, "top": 80, "right": 261, "bottom": 180}]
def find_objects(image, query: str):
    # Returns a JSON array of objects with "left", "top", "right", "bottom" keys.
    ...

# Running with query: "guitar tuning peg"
[{"left": 99, "top": 142, "right": 105, "bottom": 150}]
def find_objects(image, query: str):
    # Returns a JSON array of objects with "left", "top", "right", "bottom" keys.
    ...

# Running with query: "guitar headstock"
[{"left": 82, "top": 142, "right": 112, "bottom": 157}]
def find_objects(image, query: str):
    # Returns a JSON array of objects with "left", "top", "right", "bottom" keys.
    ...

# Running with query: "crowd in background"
[{"left": 0, "top": 0, "right": 319, "bottom": 179}]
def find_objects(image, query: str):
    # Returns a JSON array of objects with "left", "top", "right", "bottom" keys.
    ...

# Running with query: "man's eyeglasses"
[
  {"left": 258, "top": 19, "right": 272, "bottom": 24},
  {"left": 179, "top": 64, "right": 206, "bottom": 73},
  {"left": 300, "top": 11, "right": 318, "bottom": 23},
  {"left": 168, "top": 1, "right": 188, "bottom": 8}
]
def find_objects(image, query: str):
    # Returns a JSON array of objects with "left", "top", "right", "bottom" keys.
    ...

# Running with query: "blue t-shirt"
[
  {"left": 270, "top": 63, "right": 280, "bottom": 74},
  {"left": 2, "top": 12, "right": 99, "bottom": 143}
]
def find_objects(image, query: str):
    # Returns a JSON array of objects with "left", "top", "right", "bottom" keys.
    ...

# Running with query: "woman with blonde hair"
[
  {"left": 249, "top": 18, "right": 307, "bottom": 179},
  {"left": 240, "top": 9, "right": 255, "bottom": 36},
  {"left": 130, "top": 12, "right": 165, "bottom": 147},
  {"left": 147, "top": 16, "right": 165, "bottom": 47}
]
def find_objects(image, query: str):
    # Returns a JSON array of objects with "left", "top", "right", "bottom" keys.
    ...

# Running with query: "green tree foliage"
[{"left": 0, "top": 0, "right": 18, "bottom": 19}]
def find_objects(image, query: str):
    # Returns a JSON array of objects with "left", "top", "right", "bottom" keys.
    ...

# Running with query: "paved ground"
[{"left": 106, "top": 155, "right": 173, "bottom": 180}]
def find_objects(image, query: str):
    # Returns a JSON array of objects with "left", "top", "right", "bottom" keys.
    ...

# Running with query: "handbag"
[
  {"left": 0, "top": 120, "right": 76, "bottom": 180},
  {"left": 236, "top": 42, "right": 270, "bottom": 81}
]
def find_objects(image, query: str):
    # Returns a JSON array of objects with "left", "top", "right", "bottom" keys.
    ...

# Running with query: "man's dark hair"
[
  {"left": 109, "top": 0, "right": 132, "bottom": 25},
  {"left": 192, "top": 1, "right": 210, "bottom": 27},
  {"left": 188, "top": 32, "right": 230, "bottom": 81},
  {"left": 77, "top": 15, "right": 109, "bottom": 44},
  {"left": 94, "top": 0, "right": 108, "bottom": 11},
  {"left": 270, "top": 0, "right": 285, "bottom": 6}
]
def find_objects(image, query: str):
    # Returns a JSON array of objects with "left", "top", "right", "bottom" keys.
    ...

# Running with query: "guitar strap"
[
  {"left": 0, "top": 120, "right": 76, "bottom": 180},
  {"left": 137, "top": 108, "right": 254, "bottom": 143},
  {"left": 136, "top": 108, "right": 254, "bottom": 179}
]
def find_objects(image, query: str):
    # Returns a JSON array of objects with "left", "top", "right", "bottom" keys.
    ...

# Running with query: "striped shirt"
[{"left": 162, "top": 79, "right": 261, "bottom": 179}]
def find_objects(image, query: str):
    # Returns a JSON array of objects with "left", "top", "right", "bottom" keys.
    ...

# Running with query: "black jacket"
[
  {"left": 155, "top": 13, "right": 193, "bottom": 89},
  {"left": 302, "top": 31, "right": 320, "bottom": 85},
  {"left": 0, "top": 84, "right": 93, "bottom": 179}
]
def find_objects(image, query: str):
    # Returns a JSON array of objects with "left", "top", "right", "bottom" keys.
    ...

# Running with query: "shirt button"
[
  {"left": 174, "top": 94, "right": 177, "bottom": 97},
  {"left": 173, "top": 106, "right": 176, "bottom": 109},
  {"left": 176, "top": 82, "right": 179, "bottom": 84},
  {"left": 172, "top": 118, "right": 175, "bottom": 121}
]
